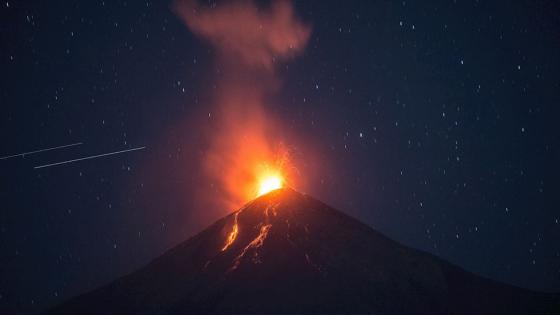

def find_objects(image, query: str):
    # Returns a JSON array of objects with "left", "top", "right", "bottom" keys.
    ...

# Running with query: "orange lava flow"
[
  {"left": 247, "top": 224, "right": 271, "bottom": 250},
  {"left": 230, "top": 224, "right": 272, "bottom": 270},
  {"left": 222, "top": 212, "right": 239, "bottom": 251}
]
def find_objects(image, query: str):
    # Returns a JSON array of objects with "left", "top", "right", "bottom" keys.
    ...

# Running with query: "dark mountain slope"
[{"left": 46, "top": 188, "right": 559, "bottom": 314}]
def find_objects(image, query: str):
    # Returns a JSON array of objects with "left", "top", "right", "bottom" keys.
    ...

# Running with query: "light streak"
[
  {"left": 0, "top": 142, "right": 83, "bottom": 160},
  {"left": 34, "top": 146, "right": 146, "bottom": 169}
]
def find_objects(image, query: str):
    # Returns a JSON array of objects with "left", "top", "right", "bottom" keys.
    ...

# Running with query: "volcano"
[{"left": 47, "top": 188, "right": 558, "bottom": 314}]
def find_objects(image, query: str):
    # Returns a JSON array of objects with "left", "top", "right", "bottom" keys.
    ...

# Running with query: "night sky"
[{"left": 2, "top": 0, "right": 560, "bottom": 313}]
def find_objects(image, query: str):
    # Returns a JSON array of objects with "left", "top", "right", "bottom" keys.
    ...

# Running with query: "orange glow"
[
  {"left": 204, "top": 119, "right": 295, "bottom": 209},
  {"left": 173, "top": 0, "right": 311, "bottom": 212},
  {"left": 222, "top": 212, "right": 239, "bottom": 251},
  {"left": 230, "top": 223, "right": 272, "bottom": 270},
  {"left": 257, "top": 174, "right": 283, "bottom": 197}
]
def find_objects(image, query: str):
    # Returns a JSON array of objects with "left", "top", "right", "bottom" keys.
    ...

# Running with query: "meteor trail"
[
  {"left": 0, "top": 142, "right": 83, "bottom": 160},
  {"left": 34, "top": 146, "right": 146, "bottom": 169}
]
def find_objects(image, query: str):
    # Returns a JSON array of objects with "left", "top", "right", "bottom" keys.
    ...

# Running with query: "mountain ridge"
[{"left": 46, "top": 188, "right": 559, "bottom": 314}]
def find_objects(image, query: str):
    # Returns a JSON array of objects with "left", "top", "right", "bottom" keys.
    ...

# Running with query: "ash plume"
[
  {"left": 174, "top": 0, "right": 311, "bottom": 70},
  {"left": 174, "top": 0, "right": 311, "bottom": 210}
]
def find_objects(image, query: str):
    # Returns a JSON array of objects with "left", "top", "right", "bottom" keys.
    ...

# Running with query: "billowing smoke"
[
  {"left": 173, "top": 0, "right": 311, "bottom": 210},
  {"left": 174, "top": 0, "right": 310, "bottom": 70}
]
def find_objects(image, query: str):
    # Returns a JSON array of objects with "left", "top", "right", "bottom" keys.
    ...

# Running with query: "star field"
[{"left": 1, "top": 0, "right": 559, "bottom": 313}]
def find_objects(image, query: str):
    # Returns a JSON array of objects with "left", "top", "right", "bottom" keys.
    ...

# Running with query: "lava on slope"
[{"left": 46, "top": 188, "right": 559, "bottom": 314}]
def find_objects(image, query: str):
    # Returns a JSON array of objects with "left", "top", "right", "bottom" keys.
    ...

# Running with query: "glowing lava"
[
  {"left": 222, "top": 212, "right": 239, "bottom": 251},
  {"left": 257, "top": 175, "right": 283, "bottom": 197}
]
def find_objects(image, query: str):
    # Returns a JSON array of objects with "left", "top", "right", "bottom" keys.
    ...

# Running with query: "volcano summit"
[{"left": 47, "top": 188, "right": 558, "bottom": 314}]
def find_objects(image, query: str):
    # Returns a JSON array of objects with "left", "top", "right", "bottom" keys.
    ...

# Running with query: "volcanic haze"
[{"left": 173, "top": 0, "right": 312, "bottom": 210}]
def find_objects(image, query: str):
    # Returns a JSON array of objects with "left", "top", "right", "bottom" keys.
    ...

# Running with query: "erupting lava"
[
  {"left": 222, "top": 173, "right": 283, "bottom": 253},
  {"left": 257, "top": 173, "right": 283, "bottom": 197},
  {"left": 173, "top": 0, "right": 312, "bottom": 213}
]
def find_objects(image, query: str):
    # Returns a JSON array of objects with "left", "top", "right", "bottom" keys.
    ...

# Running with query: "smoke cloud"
[
  {"left": 173, "top": 0, "right": 311, "bottom": 210},
  {"left": 174, "top": 0, "right": 311, "bottom": 70}
]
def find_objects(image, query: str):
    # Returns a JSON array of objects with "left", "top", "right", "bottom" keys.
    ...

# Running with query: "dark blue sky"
[{"left": 1, "top": 0, "right": 559, "bottom": 313}]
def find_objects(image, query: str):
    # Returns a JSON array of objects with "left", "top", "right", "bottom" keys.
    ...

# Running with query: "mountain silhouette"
[{"left": 46, "top": 188, "right": 558, "bottom": 314}]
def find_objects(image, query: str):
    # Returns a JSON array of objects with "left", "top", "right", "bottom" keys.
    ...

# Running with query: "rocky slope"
[{"left": 46, "top": 188, "right": 559, "bottom": 314}]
